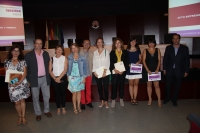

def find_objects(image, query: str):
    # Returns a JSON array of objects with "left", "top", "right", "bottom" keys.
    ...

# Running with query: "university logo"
[{"left": 92, "top": 21, "right": 99, "bottom": 29}]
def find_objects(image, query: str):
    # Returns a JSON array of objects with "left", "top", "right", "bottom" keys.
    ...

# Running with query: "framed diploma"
[
  {"left": 148, "top": 72, "right": 161, "bottom": 81},
  {"left": 114, "top": 61, "right": 125, "bottom": 72},
  {"left": 5, "top": 70, "right": 23, "bottom": 82},
  {"left": 95, "top": 66, "right": 111, "bottom": 78},
  {"left": 130, "top": 64, "right": 142, "bottom": 73}
]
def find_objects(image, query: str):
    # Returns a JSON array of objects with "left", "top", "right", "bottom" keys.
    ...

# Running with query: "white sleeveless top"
[{"left": 52, "top": 55, "right": 65, "bottom": 76}]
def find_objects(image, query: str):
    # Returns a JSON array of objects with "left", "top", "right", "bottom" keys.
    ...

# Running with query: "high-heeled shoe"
[
  {"left": 17, "top": 117, "right": 21, "bottom": 125},
  {"left": 73, "top": 109, "right": 78, "bottom": 115},
  {"left": 62, "top": 109, "right": 66, "bottom": 114},
  {"left": 131, "top": 99, "right": 134, "bottom": 105},
  {"left": 99, "top": 102, "right": 104, "bottom": 108},
  {"left": 133, "top": 99, "right": 138, "bottom": 105},
  {"left": 148, "top": 99, "right": 152, "bottom": 106},
  {"left": 77, "top": 107, "right": 82, "bottom": 113},
  {"left": 21, "top": 117, "right": 27, "bottom": 125},
  {"left": 158, "top": 100, "right": 162, "bottom": 107},
  {"left": 105, "top": 101, "right": 109, "bottom": 109},
  {"left": 57, "top": 109, "right": 61, "bottom": 115}
]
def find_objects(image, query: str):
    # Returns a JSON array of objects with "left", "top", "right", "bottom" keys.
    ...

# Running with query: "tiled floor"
[{"left": 0, "top": 99, "right": 200, "bottom": 133}]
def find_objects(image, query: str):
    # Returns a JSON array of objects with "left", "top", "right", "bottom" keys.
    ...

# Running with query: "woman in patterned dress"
[
  {"left": 67, "top": 43, "right": 87, "bottom": 114},
  {"left": 4, "top": 45, "right": 30, "bottom": 125}
]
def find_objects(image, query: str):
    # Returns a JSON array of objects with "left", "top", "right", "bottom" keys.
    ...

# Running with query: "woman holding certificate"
[
  {"left": 110, "top": 38, "right": 128, "bottom": 108},
  {"left": 49, "top": 45, "right": 68, "bottom": 115},
  {"left": 142, "top": 38, "right": 161, "bottom": 107},
  {"left": 4, "top": 45, "right": 30, "bottom": 125},
  {"left": 93, "top": 37, "right": 110, "bottom": 109},
  {"left": 67, "top": 43, "right": 87, "bottom": 114},
  {"left": 125, "top": 36, "right": 142, "bottom": 105}
]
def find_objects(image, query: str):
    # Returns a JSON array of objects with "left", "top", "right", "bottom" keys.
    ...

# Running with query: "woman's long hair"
[
  {"left": 112, "top": 37, "right": 124, "bottom": 50},
  {"left": 127, "top": 36, "right": 140, "bottom": 51},
  {"left": 7, "top": 44, "right": 24, "bottom": 61}
]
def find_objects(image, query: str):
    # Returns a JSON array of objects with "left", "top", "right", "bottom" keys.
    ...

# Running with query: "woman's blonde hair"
[{"left": 70, "top": 43, "right": 80, "bottom": 53}]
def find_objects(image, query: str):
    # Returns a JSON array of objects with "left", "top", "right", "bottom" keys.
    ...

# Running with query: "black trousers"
[
  {"left": 52, "top": 75, "right": 68, "bottom": 108},
  {"left": 164, "top": 70, "right": 183, "bottom": 103},
  {"left": 94, "top": 75, "right": 110, "bottom": 101},
  {"left": 111, "top": 73, "right": 126, "bottom": 100}
]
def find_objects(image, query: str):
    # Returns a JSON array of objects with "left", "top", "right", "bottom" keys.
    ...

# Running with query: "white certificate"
[
  {"left": 112, "top": 61, "right": 126, "bottom": 74},
  {"left": 5, "top": 70, "right": 24, "bottom": 82},
  {"left": 148, "top": 72, "right": 161, "bottom": 81},
  {"left": 130, "top": 64, "right": 142, "bottom": 73},
  {"left": 95, "top": 66, "right": 111, "bottom": 78}
]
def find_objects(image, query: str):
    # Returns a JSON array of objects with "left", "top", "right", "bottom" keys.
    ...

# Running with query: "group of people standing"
[{"left": 4, "top": 33, "right": 190, "bottom": 125}]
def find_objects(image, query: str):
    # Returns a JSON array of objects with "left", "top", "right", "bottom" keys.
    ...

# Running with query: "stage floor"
[{"left": 0, "top": 100, "right": 200, "bottom": 133}]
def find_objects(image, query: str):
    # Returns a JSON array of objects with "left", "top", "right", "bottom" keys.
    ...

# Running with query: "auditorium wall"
[
  {"left": 23, "top": 12, "right": 198, "bottom": 54},
  {"left": 24, "top": 12, "right": 166, "bottom": 48}
]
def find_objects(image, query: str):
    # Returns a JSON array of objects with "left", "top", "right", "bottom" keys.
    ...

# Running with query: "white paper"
[
  {"left": 95, "top": 66, "right": 111, "bottom": 78},
  {"left": 113, "top": 61, "right": 125, "bottom": 74},
  {"left": 130, "top": 64, "right": 142, "bottom": 73},
  {"left": 148, "top": 72, "right": 161, "bottom": 81},
  {"left": 5, "top": 70, "right": 24, "bottom": 82}
]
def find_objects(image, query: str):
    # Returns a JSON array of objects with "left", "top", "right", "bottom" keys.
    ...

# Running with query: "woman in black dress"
[{"left": 142, "top": 39, "right": 161, "bottom": 107}]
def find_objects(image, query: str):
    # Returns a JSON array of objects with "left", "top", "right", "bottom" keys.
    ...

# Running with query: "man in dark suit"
[
  {"left": 163, "top": 34, "right": 190, "bottom": 106},
  {"left": 25, "top": 39, "right": 52, "bottom": 121}
]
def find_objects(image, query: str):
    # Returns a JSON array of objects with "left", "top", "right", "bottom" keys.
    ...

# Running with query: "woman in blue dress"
[
  {"left": 67, "top": 43, "right": 87, "bottom": 114},
  {"left": 125, "top": 36, "right": 142, "bottom": 105}
]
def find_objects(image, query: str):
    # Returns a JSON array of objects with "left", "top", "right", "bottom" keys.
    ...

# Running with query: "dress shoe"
[
  {"left": 36, "top": 115, "right": 41, "bottom": 121},
  {"left": 81, "top": 104, "right": 85, "bottom": 110},
  {"left": 173, "top": 102, "right": 178, "bottom": 107},
  {"left": 163, "top": 100, "right": 169, "bottom": 104},
  {"left": 87, "top": 103, "right": 94, "bottom": 108},
  {"left": 44, "top": 112, "right": 52, "bottom": 117}
]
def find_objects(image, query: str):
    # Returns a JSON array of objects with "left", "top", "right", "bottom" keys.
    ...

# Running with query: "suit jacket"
[
  {"left": 163, "top": 44, "right": 190, "bottom": 78},
  {"left": 109, "top": 49, "right": 128, "bottom": 74},
  {"left": 25, "top": 50, "right": 51, "bottom": 87}
]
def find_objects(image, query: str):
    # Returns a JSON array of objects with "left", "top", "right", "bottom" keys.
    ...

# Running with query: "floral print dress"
[
  {"left": 68, "top": 60, "right": 85, "bottom": 92},
  {"left": 4, "top": 59, "right": 30, "bottom": 102}
]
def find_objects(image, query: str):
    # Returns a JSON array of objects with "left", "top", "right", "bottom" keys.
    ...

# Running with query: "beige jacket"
[{"left": 80, "top": 48, "right": 93, "bottom": 76}]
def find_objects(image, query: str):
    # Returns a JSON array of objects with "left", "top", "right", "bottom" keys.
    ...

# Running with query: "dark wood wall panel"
[
  {"left": 102, "top": 16, "right": 116, "bottom": 46},
  {"left": 24, "top": 19, "right": 35, "bottom": 50},
  {"left": 62, "top": 18, "right": 76, "bottom": 47},
  {"left": 193, "top": 37, "right": 200, "bottom": 52},
  {"left": 34, "top": 19, "right": 46, "bottom": 47},
  {"left": 144, "top": 13, "right": 160, "bottom": 43},
  {"left": 116, "top": 15, "right": 130, "bottom": 44},
  {"left": 89, "top": 17, "right": 103, "bottom": 46},
  {"left": 75, "top": 18, "right": 89, "bottom": 40},
  {"left": 159, "top": 12, "right": 168, "bottom": 43},
  {"left": 130, "top": 13, "right": 144, "bottom": 36}
]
